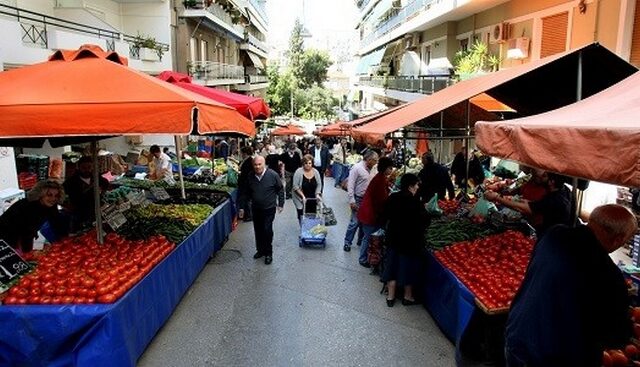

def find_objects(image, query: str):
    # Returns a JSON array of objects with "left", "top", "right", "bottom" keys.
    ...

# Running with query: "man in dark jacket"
[
  {"left": 505, "top": 204, "right": 637, "bottom": 367},
  {"left": 308, "top": 137, "right": 330, "bottom": 192},
  {"left": 238, "top": 146, "right": 254, "bottom": 221},
  {"left": 279, "top": 143, "right": 302, "bottom": 199},
  {"left": 417, "top": 151, "right": 455, "bottom": 203},
  {"left": 238, "top": 155, "right": 284, "bottom": 265},
  {"left": 63, "top": 156, "right": 109, "bottom": 232}
]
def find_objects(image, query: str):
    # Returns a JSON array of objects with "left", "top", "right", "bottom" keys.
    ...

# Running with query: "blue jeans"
[
  {"left": 360, "top": 224, "right": 378, "bottom": 264},
  {"left": 332, "top": 163, "right": 343, "bottom": 187},
  {"left": 344, "top": 197, "right": 363, "bottom": 247}
]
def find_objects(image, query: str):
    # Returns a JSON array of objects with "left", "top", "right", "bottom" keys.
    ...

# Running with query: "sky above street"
[{"left": 266, "top": 0, "right": 359, "bottom": 54}]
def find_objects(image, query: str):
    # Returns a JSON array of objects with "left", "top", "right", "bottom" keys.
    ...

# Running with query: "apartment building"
[
  {"left": 176, "top": 0, "right": 269, "bottom": 97},
  {"left": 0, "top": 0, "right": 172, "bottom": 73},
  {"left": 351, "top": 0, "right": 640, "bottom": 116}
]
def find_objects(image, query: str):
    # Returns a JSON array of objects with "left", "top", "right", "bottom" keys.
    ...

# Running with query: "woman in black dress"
[
  {"left": 381, "top": 173, "right": 429, "bottom": 307},
  {"left": 292, "top": 155, "right": 322, "bottom": 222}
]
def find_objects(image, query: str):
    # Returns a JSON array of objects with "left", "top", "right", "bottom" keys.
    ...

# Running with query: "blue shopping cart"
[{"left": 299, "top": 198, "right": 327, "bottom": 248}]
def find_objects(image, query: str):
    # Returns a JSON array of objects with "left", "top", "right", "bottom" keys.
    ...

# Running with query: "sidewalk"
[{"left": 138, "top": 178, "right": 455, "bottom": 366}]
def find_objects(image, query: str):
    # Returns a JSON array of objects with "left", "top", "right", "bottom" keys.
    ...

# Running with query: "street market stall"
[
  {"left": 271, "top": 125, "right": 306, "bottom": 136},
  {"left": 0, "top": 45, "right": 251, "bottom": 366}
]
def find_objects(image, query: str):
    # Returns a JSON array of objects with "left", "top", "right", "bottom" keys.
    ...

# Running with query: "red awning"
[
  {"left": 476, "top": 71, "right": 640, "bottom": 187},
  {"left": 272, "top": 125, "right": 305, "bottom": 136},
  {"left": 0, "top": 45, "right": 255, "bottom": 138},
  {"left": 157, "top": 71, "right": 270, "bottom": 121},
  {"left": 352, "top": 43, "right": 637, "bottom": 144}
]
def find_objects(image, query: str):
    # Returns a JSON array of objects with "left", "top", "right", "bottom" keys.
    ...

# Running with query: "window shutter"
[
  {"left": 540, "top": 12, "right": 569, "bottom": 58},
  {"left": 630, "top": 2, "right": 640, "bottom": 67}
]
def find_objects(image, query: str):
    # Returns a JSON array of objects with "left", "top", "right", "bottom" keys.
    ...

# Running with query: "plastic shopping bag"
[{"left": 426, "top": 194, "right": 443, "bottom": 216}]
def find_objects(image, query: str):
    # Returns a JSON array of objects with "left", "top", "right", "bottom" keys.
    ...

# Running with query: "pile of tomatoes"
[
  {"left": 2, "top": 232, "right": 175, "bottom": 305},
  {"left": 602, "top": 307, "right": 640, "bottom": 366},
  {"left": 438, "top": 200, "right": 460, "bottom": 216},
  {"left": 434, "top": 230, "right": 535, "bottom": 310}
]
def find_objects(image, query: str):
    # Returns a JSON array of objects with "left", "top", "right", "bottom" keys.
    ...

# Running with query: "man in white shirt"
[
  {"left": 309, "top": 137, "right": 330, "bottom": 193},
  {"left": 343, "top": 150, "right": 378, "bottom": 252},
  {"left": 149, "top": 145, "right": 175, "bottom": 185}
]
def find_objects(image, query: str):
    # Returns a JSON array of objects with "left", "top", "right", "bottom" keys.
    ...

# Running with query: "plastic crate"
[{"left": 18, "top": 172, "right": 37, "bottom": 190}]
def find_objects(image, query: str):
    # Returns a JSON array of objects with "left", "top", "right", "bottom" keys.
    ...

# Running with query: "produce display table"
[{"left": 0, "top": 197, "right": 234, "bottom": 366}]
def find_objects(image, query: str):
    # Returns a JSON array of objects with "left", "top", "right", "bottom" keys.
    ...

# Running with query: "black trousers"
[
  {"left": 314, "top": 166, "right": 325, "bottom": 193},
  {"left": 252, "top": 206, "right": 276, "bottom": 256}
]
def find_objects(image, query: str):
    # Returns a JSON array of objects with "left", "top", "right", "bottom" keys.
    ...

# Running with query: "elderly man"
[
  {"left": 343, "top": 150, "right": 378, "bottom": 252},
  {"left": 237, "top": 155, "right": 284, "bottom": 265},
  {"left": 505, "top": 204, "right": 638, "bottom": 367}
]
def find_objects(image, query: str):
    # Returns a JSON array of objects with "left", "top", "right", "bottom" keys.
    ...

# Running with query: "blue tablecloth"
[
  {"left": 0, "top": 198, "right": 235, "bottom": 367},
  {"left": 422, "top": 252, "right": 476, "bottom": 345}
]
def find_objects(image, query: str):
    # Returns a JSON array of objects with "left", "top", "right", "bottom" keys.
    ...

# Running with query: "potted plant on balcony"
[
  {"left": 454, "top": 40, "right": 500, "bottom": 81},
  {"left": 133, "top": 34, "right": 165, "bottom": 62}
]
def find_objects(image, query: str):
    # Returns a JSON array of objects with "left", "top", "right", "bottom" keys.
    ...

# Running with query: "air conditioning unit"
[
  {"left": 490, "top": 22, "right": 509, "bottom": 44},
  {"left": 506, "top": 37, "right": 530, "bottom": 59},
  {"left": 404, "top": 33, "right": 420, "bottom": 49}
]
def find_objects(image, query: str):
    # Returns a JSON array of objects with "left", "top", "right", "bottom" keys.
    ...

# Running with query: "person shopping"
[
  {"left": 357, "top": 157, "right": 393, "bottom": 267},
  {"left": 0, "top": 180, "right": 66, "bottom": 254},
  {"left": 381, "top": 173, "right": 429, "bottom": 307},
  {"left": 280, "top": 143, "right": 302, "bottom": 200},
  {"left": 292, "top": 155, "right": 322, "bottom": 223}
]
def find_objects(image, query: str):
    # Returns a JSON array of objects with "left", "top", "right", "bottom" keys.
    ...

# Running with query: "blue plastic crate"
[{"left": 130, "top": 165, "right": 148, "bottom": 174}]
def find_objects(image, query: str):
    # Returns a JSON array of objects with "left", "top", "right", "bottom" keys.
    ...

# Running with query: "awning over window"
[
  {"left": 355, "top": 47, "right": 386, "bottom": 75},
  {"left": 246, "top": 51, "right": 264, "bottom": 69},
  {"left": 368, "top": 0, "right": 395, "bottom": 22}
]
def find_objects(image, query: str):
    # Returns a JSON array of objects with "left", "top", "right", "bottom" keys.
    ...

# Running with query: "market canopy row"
[
  {"left": 476, "top": 71, "right": 640, "bottom": 188},
  {"left": 351, "top": 43, "right": 637, "bottom": 145},
  {"left": 0, "top": 44, "right": 255, "bottom": 146}
]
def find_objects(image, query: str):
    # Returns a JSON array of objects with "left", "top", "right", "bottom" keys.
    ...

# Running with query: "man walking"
[
  {"left": 279, "top": 143, "right": 302, "bottom": 200},
  {"left": 343, "top": 150, "right": 378, "bottom": 252},
  {"left": 309, "top": 137, "right": 330, "bottom": 193},
  {"left": 238, "top": 156, "right": 284, "bottom": 265}
]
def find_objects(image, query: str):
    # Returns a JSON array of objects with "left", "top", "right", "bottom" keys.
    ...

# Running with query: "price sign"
[
  {"left": 117, "top": 201, "right": 131, "bottom": 212},
  {"left": 150, "top": 187, "right": 171, "bottom": 201},
  {"left": 126, "top": 191, "right": 151, "bottom": 207},
  {"left": 0, "top": 240, "right": 32, "bottom": 293},
  {"left": 101, "top": 204, "right": 128, "bottom": 230}
]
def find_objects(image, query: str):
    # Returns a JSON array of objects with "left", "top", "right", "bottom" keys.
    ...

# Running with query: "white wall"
[
  {"left": 121, "top": 2, "right": 171, "bottom": 44},
  {"left": 23, "top": 141, "right": 70, "bottom": 159},
  {"left": 100, "top": 136, "right": 133, "bottom": 155},
  {"left": 0, "top": 148, "right": 18, "bottom": 190},
  {"left": 142, "top": 135, "right": 176, "bottom": 149},
  {"left": 99, "top": 135, "right": 176, "bottom": 156},
  {"left": 16, "top": 0, "right": 56, "bottom": 16}
]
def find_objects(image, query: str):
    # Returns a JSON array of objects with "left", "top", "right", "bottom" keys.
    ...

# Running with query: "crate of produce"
[{"left": 17, "top": 172, "right": 37, "bottom": 190}]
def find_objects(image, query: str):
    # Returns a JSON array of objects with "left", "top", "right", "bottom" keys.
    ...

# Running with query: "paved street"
[{"left": 138, "top": 179, "right": 455, "bottom": 366}]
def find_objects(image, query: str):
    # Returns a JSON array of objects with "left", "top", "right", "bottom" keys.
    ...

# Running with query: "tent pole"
[
  {"left": 175, "top": 135, "right": 186, "bottom": 199},
  {"left": 464, "top": 99, "right": 471, "bottom": 194},
  {"left": 91, "top": 140, "right": 104, "bottom": 245},
  {"left": 439, "top": 111, "right": 444, "bottom": 163},
  {"left": 570, "top": 51, "right": 584, "bottom": 226}
]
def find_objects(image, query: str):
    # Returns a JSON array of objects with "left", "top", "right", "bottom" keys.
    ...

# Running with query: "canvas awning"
[
  {"left": 0, "top": 45, "right": 254, "bottom": 139},
  {"left": 355, "top": 47, "right": 386, "bottom": 75},
  {"left": 246, "top": 51, "right": 265, "bottom": 69},
  {"left": 157, "top": 71, "right": 270, "bottom": 122},
  {"left": 476, "top": 71, "right": 640, "bottom": 187},
  {"left": 351, "top": 43, "right": 637, "bottom": 144},
  {"left": 271, "top": 125, "right": 305, "bottom": 136}
]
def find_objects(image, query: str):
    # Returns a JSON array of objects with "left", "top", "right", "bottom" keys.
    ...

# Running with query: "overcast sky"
[{"left": 266, "top": 0, "right": 359, "bottom": 53}]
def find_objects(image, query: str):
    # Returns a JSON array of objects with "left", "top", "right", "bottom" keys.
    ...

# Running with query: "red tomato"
[
  {"left": 97, "top": 293, "right": 117, "bottom": 303},
  {"left": 3, "top": 296, "right": 18, "bottom": 305}
]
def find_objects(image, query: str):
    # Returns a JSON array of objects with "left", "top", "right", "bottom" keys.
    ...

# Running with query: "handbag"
[{"left": 322, "top": 206, "right": 337, "bottom": 226}]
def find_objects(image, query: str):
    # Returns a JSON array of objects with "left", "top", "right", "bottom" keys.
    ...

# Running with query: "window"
[
  {"left": 200, "top": 40, "right": 208, "bottom": 62},
  {"left": 459, "top": 38, "right": 469, "bottom": 52},
  {"left": 540, "top": 12, "right": 568, "bottom": 58},
  {"left": 189, "top": 37, "right": 197, "bottom": 62}
]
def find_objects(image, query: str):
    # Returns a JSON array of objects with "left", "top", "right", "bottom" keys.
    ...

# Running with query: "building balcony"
[
  {"left": 240, "top": 32, "right": 268, "bottom": 58},
  {"left": 0, "top": 3, "right": 170, "bottom": 73},
  {"left": 361, "top": 0, "right": 436, "bottom": 49},
  {"left": 188, "top": 60, "right": 246, "bottom": 86},
  {"left": 247, "top": 0, "right": 268, "bottom": 24},
  {"left": 358, "top": 75, "right": 453, "bottom": 95},
  {"left": 181, "top": 1, "right": 245, "bottom": 41},
  {"left": 234, "top": 74, "right": 269, "bottom": 92}
]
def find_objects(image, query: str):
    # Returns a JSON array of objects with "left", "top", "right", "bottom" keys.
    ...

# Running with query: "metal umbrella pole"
[
  {"left": 175, "top": 135, "right": 186, "bottom": 200},
  {"left": 91, "top": 140, "right": 104, "bottom": 244},
  {"left": 570, "top": 50, "right": 584, "bottom": 226}
]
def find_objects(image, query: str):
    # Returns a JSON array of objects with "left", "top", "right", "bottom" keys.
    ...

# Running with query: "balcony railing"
[
  {"left": 361, "top": 0, "right": 438, "bottom": 48},
  {"left": 358, "top": 0, "right": 372, "bottom": 10},
  {"left": 244, "top": 32, "right": 268, "bottom": 54},
  {"left": 0, "top": 3, "right": 168, "bottom": 55},
  {"left": 246, "top": 74, "right": 268, "bottom": 84},
  {"left": 189, "top": 61, "right": 245, "bottom": 81},
  {"left": 248, "top": 0, "right": 268, "bottom": 23},
  {"left": 185, "top": 0, "right": 246, "bottom": 36},
  {"left": 358, "top": 75, "right": 454, "bottom": 94}
]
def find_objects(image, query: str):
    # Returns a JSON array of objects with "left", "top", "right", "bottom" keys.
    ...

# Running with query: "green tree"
[
  {"left": 288, "top": 18, "right": 305, "bottom": 80},
  {"left": 298, "top": 49, "right": 333, "bottom": 89},
  {"left": 297, "top": 86, "right": 339, "bottom": 120}
]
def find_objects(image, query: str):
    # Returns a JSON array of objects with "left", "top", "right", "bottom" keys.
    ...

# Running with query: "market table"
[
  {"left": 0, "top": 197, "right": 235, "bottom": 367},
  {"left": 422, "top": 251, "right": 508, "bottom": 366}
]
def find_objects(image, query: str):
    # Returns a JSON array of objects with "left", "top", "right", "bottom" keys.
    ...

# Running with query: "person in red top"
[{"left": 357, "top": 157, "right": 394, "bottom": 267}]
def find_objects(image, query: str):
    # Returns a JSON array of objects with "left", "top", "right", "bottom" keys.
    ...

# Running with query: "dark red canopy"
[{"left": 157, "top": 71, "right": 270, "bottom": 121}]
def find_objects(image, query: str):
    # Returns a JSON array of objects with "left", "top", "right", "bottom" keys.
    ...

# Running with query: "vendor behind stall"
[
  {"left": 149, "top": 145, "right": 175, "bottom": 185},
  {"left": 484, "top": 172, "right": 571, "bottom": 236},
  {"left": 0, "top": 180, "right": 66, "bottom": 254},
  {"left": 63, "top": 156, "right": 109, "bottom": 233}
]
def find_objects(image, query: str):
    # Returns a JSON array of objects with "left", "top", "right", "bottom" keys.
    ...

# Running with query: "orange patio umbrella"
[
  {"left": 271, "top": 125, "right": 305, "bottom": 136},
  {"left": 0, "top": 44, "right": 255, "bottom": 138}
]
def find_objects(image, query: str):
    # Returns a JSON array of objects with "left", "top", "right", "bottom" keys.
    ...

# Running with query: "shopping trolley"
[{"left": 299, "top": 198, "right": 327, "bottom": 248}]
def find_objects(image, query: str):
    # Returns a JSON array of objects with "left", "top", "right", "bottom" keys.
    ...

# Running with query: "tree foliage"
[{"left": 266, "top": 18, "right": 338, "bottom": 120}]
